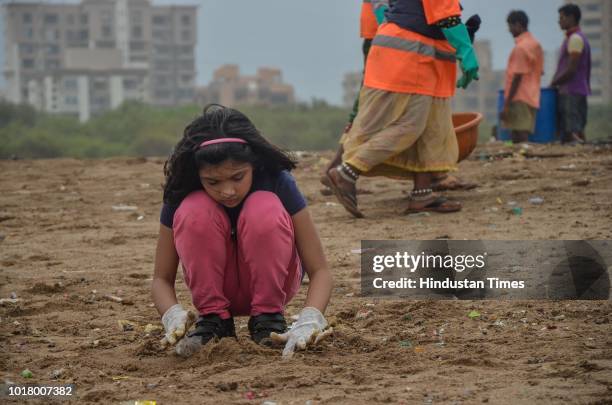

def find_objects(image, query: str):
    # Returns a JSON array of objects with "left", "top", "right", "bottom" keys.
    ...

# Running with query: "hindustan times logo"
[{"left": 372, "top": 252, "right": 488, "bottom": 273}]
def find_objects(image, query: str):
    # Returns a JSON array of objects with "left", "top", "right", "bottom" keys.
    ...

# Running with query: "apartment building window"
[
  {"left": 181, "top": 15, "right": 191, "bottom": 25},
  {"left": 44, "top": 14, "right": 58, "bottom": 24},
  {"left": 67, "top": 14, "right": 75, "bottom": 25},
  {"left": 123, "top": 79, "right": 139, "bottom": 90},
  {"left": 101, "top": 25, "right": 113, "bottom": 38},
  {"left": 22, "top": 13, "right": 33, "bottom": 24},
  {"left": 131, "top": 26, "right": 143, "bottom": 39},
  {"left": 181, "top": 30, "right": 191, "bottom": 41},
  {"left": 96, "top": 40, "right": 115, "bottom": 48},
  {"left": 130, "top": 55, "right": 148, "bottom": 63},
  {"left": 81, "top": 14, "right": 89, "bottom": 25},
  {"left": 100, "top": 10, "right": 113, "bottom": 24},
  {"left": 153, "top": 30, "right": 170, "bottom": 41},
  {"left": 131, "top": 10, "right": 143, "bottom": 23},
  {"left": 46, "top": 44, "right": 60, "bottom": 55},
  {"left": 21, "top": 44, "right": 35, "bottom": 54},
  {"left": 23, "top": 27, "right": 34, "bottom": 39},
  {"left": 79, "top": 29, "right": 89, "bottom": 41},
  {"left": 64, "top": 78, "right": 78, "bottom": 90},
  {"left": 64, "top": 96, "right": 78, "bottom": 106},
  {"left": 45, "top": 59, "right": 60, "bottom": 69},
  {"left": 153, "top": 15, "right": 169, "bottom": 25},
  {"left": 22, "top": 58, "right": 35, "bottom": 69},
  {"left": 583, "top": 18, "right": 599, "bottom": 27},
  {"left": 130, "top": 41, "right": 146, "bottom": 51},
  {"left": 180, "top": 59, "right": 194, "bottom": 70},
  {"left": 585, "top": 4, "right": 600, "bottom": 12}
]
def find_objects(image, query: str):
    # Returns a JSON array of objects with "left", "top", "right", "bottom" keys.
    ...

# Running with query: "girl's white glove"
[
  {"left": 270, "top": 307, "right": 333, "bottom": 359},
  {"left": 160, "top": 304, "right": 196, "bottom": 348}
]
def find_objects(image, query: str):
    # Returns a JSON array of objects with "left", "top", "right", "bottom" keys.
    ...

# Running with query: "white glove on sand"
[{"left": 271, "top": 307, "right": 333, "bottom": 358}]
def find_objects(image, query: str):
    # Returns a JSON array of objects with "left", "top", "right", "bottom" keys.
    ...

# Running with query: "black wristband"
[{"left": 437, "top": 15, "right": 461, "bottom": 29}]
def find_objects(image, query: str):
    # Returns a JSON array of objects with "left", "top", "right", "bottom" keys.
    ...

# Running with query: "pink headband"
[{"left": 199, "top": 138, "right": 248, "bottom": 148}]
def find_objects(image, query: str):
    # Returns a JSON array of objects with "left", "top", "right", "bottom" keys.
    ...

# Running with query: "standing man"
[
  {"left": 325, "top": 0, "right": 480, "bottom": 218},
  {"left": 500, "top": 10, "right": 544, "bottom": 144},
  {"left": 551, "top": 4, "right": 592, "bottom": 144}
]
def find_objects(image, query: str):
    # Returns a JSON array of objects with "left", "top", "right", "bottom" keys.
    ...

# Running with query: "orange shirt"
[{"left": 504, "top": 31, "right": 544, "bottom": 108}]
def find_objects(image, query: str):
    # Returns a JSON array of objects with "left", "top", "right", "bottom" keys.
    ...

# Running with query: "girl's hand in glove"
[
  {"left": 160, "top": 304, "right": 196, "bottom": 348},
  {"left": 270, "top": 307, "right": 333, "bottom": 359}
]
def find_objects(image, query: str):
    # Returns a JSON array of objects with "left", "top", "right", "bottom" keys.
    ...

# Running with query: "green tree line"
[{"left": 0, "top": 100, "right": 610, "bottom": 159}]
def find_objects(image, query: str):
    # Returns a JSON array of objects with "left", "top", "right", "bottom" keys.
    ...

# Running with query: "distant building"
[
  {"left": 452, "top": 40, "right": 504, "bottom": 125},
  {"left": 342, "top": 71, "right": 362, "bottom": 108},
  {"left": 196, "top": 65, "right": 295, "bottom": 107},
  {"left": 561, "top": 0, "right": 612, "bottom": 104},
  {"left": 2, "top": 0, "right": 197, "bottom": 121}
]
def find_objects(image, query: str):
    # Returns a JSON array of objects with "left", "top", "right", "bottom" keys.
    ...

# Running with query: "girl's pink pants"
[{"left": 173, "top": 190, "right": 302, "bottom": 319}]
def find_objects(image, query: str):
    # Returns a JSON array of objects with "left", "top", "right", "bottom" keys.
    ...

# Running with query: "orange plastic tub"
[{"left": 453, "top": 112, "right": 483, "bottom": 162}]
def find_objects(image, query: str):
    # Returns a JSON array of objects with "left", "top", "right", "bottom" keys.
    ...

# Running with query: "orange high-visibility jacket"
[
  {"left": 364, "top": 0, "right": 461, "bottom": 98},
  {"left": 360, "top": 0, "right": 389, "bottom": 39}
]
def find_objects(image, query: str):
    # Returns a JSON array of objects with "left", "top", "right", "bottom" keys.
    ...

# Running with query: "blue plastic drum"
[{"left": 497, "top": 88, "right": 558, "bottom": 143}]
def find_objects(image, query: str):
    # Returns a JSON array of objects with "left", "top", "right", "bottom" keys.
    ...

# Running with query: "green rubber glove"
[
  {"left": 374, "top": 5, "right": 388, "bottom": 25},
  {"left": 442, "top": 23, "right": 480, "bottom": 89}
]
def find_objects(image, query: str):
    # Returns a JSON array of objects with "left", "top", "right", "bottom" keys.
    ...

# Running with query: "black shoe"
[
  {"left": 248, "top": 313, "right": 287, "bottom": 346},
  {"left": 187, "top": 314, "right": 236, "bottom": 345}
]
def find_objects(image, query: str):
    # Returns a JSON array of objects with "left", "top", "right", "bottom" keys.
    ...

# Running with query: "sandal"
[
  {"left": 326, "top": 169, "right": 364, "bottom": 218},
  {"left": 431, "top": 175, "right": 478, "bottom": 191},
  {"left": 320, "top": 175, "right": 334, "bottom": 196},
  {"left": 404, "top": 196, "right": 462, "bottom": 214}
]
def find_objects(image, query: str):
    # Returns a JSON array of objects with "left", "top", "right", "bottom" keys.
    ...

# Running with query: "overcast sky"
[{"left": 0, "top": 0, "right": 565, "bottom": 104}]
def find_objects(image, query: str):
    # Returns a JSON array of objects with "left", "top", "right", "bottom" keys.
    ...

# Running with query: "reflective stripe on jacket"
[{"left": 364, "top": 21, "right": 458, "bottom": 97}]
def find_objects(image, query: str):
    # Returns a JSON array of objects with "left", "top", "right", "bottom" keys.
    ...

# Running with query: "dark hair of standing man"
[
  {"left": 559, "top": 4, "right": 582, "bottom": 24},
  {"left": 507, "top": 10, "right": 529, "bottom": 29}
]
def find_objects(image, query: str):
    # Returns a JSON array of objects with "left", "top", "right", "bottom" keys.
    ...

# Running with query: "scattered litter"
[
  {"left": 244, "top": 391, "right": 256, "bottom": 400},
  {"left": 572, "top": 178, "right": 591, "bottom": 187},
  {"left": 111, "top": 376, "right": 130, "bottom": 381},
  {"left": 507, "top": 201, "right": 518, "bottom": 207},
  {"left": 365, "top": 303, "right": 375, "bottom": 308},
  {"left": 559, "top": 164, "right": 576, "bottom": 171},
  {"left": 290, "top": 314, "right": 300, "bottom": 321},
  {"left": 493, "top": 320, "right": 505, "bottom": 327},
  {"left": 399, "top": 340, "right": 412, "bottom": 348},
  {"left": 103, "top": 294, "right": 133, "bottom": 305},
  {"left": 345, "top": 292, "right": 355, "bottom": 297},
  {"left": 496, "top": 197, "right": 503, "bottom": 205},
  {"left": 144, "top": 324, "right": 162, "bottom": 334},
  {"left": 350, "top": 248, "right": 363, "bottom": 254},
  {"left": 137, "top": 215, "right": 145, "bottom": 221},
  {"left": 10, "top": 292, "right": 17, "bottom": 299},
  {"left": 0, "top": 298, "right": 22, "bottom": 306},
  {"left": 355, "top": 309, "right": 373, "bottom": 320},
  {"left": 407, "top": 212, "right": 431, "bottom": 218},
  {"left": 468, "top": 310, "right": 481, "bottom": 319},
  {"left": 50, "top": 368, "right": 64, "bottom": 379},
  {"left": 21, "top": 369, "right": 33, "bottom": 379},
  {"left": 325, "top": 202, "right": 338, "bottom": 207},
  {"left": 528, "top": 197, "right": 544, "bottom": 205},
  {"left": 93, "top": 340, "right": 101, "bottom": 347},
  {"left": 511, "top": 207, "right": 523, "bottom": 216},
  {"left": 112, "top": 204, "right": 138, "bottom": 212},
  {"left": 118, "top": 319, "right": 136, "bottom": 332},
  {"left": 552, "top": 315, "right": 565, "bottom": 321},
  {"left": 414, "top": 346, "right": 426, "bottom": 353}
]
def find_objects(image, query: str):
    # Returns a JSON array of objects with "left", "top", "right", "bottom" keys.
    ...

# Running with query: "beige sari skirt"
[{"left": 341, "top": 87, "right": 458, "bottom": 179}]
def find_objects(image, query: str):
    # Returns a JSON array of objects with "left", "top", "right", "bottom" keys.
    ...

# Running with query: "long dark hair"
[{"left": 163, "top": 104, "right": 297, "bottom": 206}]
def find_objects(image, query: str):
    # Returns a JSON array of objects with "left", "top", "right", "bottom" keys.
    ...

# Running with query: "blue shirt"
[{"left": 160, "top": 170, "right": 306, "bottom": 230}]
